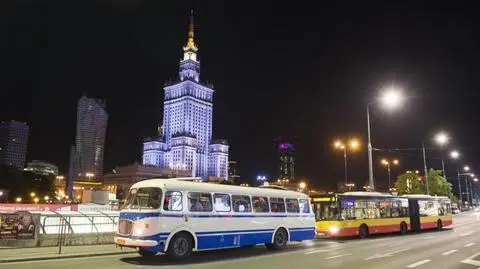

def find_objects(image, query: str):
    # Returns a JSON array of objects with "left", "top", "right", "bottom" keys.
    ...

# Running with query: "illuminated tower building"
[
  {"left": 279, "top": 142, "right": 295, "bottom": 181},
  {"left": 143, "top": 11, "right": 229, "bottom": 180}
]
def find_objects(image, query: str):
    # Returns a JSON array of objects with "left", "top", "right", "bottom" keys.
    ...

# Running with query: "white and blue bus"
[{"left": 114, "top": 178, "right": 315, "bottom": 259}]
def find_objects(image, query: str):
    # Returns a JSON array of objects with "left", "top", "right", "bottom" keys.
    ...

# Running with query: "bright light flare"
[
  {"left": 299, "top": 182, "right": 306, "bottom": 189},
  {"left": 334, "top": 140, "right": 344, "bottom": 149},
  {"left": 464, "top": 166, "right": 470, "bottom": 171},
  {"left": 434, "top": 132, "right": 449, "bottom": 146},
  {"left": 450, "top": 150, "right": 460, "bottom": 159},
  {"left": 474, "top": 178, "right": 478, "bottom": 182},
  {"left": 379, "top": 87, "right": 404, "bottom": 109},
  {"left": 349, "top": 139, "right": 360, "bottom": 150},
  {"left": 393, "top": 159, "right": 399, "bottom": 165},
  {"left": 381, "top": 159, "right": 389, "bottom": 166}
]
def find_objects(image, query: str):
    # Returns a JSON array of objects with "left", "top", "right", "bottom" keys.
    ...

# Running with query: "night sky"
[{"left": 1, "top": 1, "right": 480, "bottom": 190}]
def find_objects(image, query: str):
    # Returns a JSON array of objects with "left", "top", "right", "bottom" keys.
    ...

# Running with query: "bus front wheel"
[
  {"left": 266, "top": 228, "right": 288, "bottom": 250},
  {"left": 359, "top": 224, "right": 369, "bottom": 239},
  {"left": 167, "top": 232, "right": 193, "bottom": 260}
]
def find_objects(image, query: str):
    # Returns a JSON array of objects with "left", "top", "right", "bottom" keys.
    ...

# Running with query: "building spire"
[{"left": 185, "top": 9, "right": 197, "bottom": 51}]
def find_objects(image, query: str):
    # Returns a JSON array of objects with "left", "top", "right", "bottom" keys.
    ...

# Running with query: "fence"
[{"left": 31, "top": 211, "right": 119, "bottom": 235}]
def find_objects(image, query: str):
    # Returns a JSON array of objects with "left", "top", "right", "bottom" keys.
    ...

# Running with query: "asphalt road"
[{"left": 2, "top": 211, "right": 480, "bottom": 269}]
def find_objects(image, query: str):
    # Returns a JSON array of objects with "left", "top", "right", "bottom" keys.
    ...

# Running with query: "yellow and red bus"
[{"left": 312, "top": 192, "right": 452, "bottom": 238}]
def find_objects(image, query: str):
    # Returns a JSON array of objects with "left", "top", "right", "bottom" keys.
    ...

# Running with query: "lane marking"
[
  {"left": 461, "top": 252, "right": 480, "bottom": 267},
  {"left": 406, "top": 259, "right": 431, "bottom": 268},
  {"left": 365, "top": 248, "right": 411, "bottom": 260},
  {"left": 0, "top": 253, "right": 139, "bottom": 265},
  {"left": 460, "top": 231, "right": 474, "bottom": 237},
  {"left": 465, "top": 243, "right": 476, "bottom": 247},
  {"left": 304, "top": 249, "right": 330, "bottom": 255},
  {"left": 325, "top": 253, "right": 351, "bottom": 260},
  {"left": 441, "top": 249, "right": 458, "bottom": 256},
  {"left": 421, "top": 236, "right": 433, "bottom": 240}
]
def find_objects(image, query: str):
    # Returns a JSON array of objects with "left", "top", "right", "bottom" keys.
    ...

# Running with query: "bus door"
[{"left": 408, "top": 199, "right": 421, "bottom": 232}]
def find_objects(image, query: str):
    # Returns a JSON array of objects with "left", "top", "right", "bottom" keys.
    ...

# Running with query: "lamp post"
[
  {"left": 458, "top": 166, "right": 472, "bottom": 206},
  {"left": 450, "top": 150, "right": 461, "bottom": 202},
  {"left": 366, "top": 87, "right": 405, "bottom": 191},
  {"left": 381, "top": 159, "right": 399, "bottom": 188},
  {"left": 434, "top": 132, "right": 449, "bottom": 178},
  {"left": 85, "top": 172, "right": 94, "bottom": 181},
  {"left": 334, "top": 138, "right": 360, "bottom": 187}
]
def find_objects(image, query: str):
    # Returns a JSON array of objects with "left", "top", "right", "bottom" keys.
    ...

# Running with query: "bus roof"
[
  {"left": 340, "top": 191, "right": 394, "bottom": 197},
  {"left": 130, "top": 178, "right": 308, "bottom": 199},
  {"left": 401, "top": 194, "right": 451, "bottom": 200}
]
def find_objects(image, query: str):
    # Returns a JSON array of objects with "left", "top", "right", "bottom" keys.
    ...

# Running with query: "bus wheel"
[
  {"left": 437, "top": 219, "right": 443, "bottom": 230},
  {"left": 266, "top": 228, "right": 288, "bottom": 250},
  {"left": 167, "top": 232, "right": 193, "bottom": 260},
  {"left": 359, "top": 224, "right": 369, "bottom": 239},
  {"left": 138, "top": 248, "right": 157, "bottom": 258},
  {"left": 400, "top": 222, "right": 408, "bottom": 235}
]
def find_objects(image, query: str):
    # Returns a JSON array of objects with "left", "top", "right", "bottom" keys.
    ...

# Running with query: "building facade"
[
  {"left": 24, "top": 160, "right": 59, "bottom": 176},
  {"left": 143, "top": 12, "right": 229, "bottom": 180},
  {"left": 279, "top": 142, "right": 295, "bottom": 181},
  {"left": 0, "top": 121, "right": 29, "bottom": 169},
  {"left": 72, "top": 94, "right": 108, "bottom": 177}
]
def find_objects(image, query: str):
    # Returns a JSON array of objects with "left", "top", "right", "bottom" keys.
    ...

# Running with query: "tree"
[
  {"left": 395, "top": 168, "right": 456, "bottom": 199},
  {"left": 427, "top": 169, "right": 453, "bottom": 197},
  {"left": 395, "top": 171, "right": 424, "bottom": 195}
]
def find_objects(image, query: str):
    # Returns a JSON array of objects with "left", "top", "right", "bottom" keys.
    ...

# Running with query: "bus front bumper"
[{"left": 114, "top": 236, "right": 158, "bottom": 247}]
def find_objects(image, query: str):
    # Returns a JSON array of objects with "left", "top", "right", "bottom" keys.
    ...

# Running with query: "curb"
[{"left": 0, "top": 250, "right": 136, "bottom": 263}]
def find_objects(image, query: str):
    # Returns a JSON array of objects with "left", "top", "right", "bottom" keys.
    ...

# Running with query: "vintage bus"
[
  {"left": 114, "top": 178, "right": 315, "bottom": 259},
  {"left": 312, "top": 192, "right": 452, "bottom": 238}
]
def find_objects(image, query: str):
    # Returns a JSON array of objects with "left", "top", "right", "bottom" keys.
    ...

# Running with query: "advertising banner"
[{"left": 0, "top": 211, "right": 38, "bottom": 240}]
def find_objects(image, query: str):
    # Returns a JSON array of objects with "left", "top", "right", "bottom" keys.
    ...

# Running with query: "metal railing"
[{"left": 31, "top": 211, "right": 119, "bottom": 235}]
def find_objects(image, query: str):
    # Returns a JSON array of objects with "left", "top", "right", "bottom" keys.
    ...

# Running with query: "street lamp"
[
  {"left": 458, "top": 166, "right": 473, "bottom": 206},
  {"left": 367, "top": 87, "right": 405, "bottom": 191},
  {"left": 15, "top": 197, "right": 22, "bottom": 203},
  {"left": 450, "top": 150, "right": 460, "bottom": 159},
  {"left": 30, "top": 192, "right": 36, "bottom": 198},
  {"left": 85, "top": 172, "right": 94, "bottom": 181},
  {"left": 434, "top": 132, "right": 450, "bottom": 178},
  {"left": 334, "top": 138, "right": 360, "bottom": 187},
  {"left": 381, "top": 159, "right": 399, "bottom": 188},
  {"left": 299, "top": 182, "right": 306, "bottom": 191}
]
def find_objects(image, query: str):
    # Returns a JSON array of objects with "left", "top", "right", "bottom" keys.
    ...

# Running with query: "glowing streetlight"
[
  {"left": 33, "top": 197, "right": 39, "bottom": 203},
  {"left": 299, "top": 182, "right": 306, "bottom": 189},
  {"left": 367, "top": 86, "right": 405, "bottom": 191},
  {"left": 0, "top": 191, "right": 3, "bottom": 196},
  {"left": 474, "top": 178, "right": 478, "bottom": 182},
  {"left": 44, "top": 196, "right": 49, "bottom": 201},
  {"left": 381, "top": 159, "right": 400, "bottom": 188},
  {"left": 30, "top": 192, "right": 36, "bottom": 197},
  {"left": 379, "top": 87, "right": 405, "bottom": 109},
  {"left": 434, "top": 132, "right": 449, "bottom": 146},
  {"left": 15, "top": 197, "right": 22, "bottom": 203},
  {"left": 450, "top": 150, "right": 460, "bottom": 159},
  {"left": 334, "top": 138, "right": 361, "bottom": 187},
  {"left": 85, "top": 172, "right": 95, "bottom": 181},
  {"left": 464, "top": 166, "right": 470, "bottom": 171}
]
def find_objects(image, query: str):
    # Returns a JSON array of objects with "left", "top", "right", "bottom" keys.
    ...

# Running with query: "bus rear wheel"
[
  {"left": 437, "top": 219, "right": 443, "bottom": 230},
  {"left": 266, "top": 228, "right": 288, "bottom": 250},
  {"left": 359, "top": 224, "right": 369, "bottom": 239},
  {"left": 400, "top": 222, "right": 408, "bottom": 235},
  {"left": 167, "top": 232, "right": 193, "bottom": 260},
  {"left": 138, "top": 248, "right": 157, "bottom": 258}
]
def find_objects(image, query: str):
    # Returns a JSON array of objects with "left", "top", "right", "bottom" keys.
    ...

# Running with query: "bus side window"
[
  {"left": 188, "top": 192, "right": 213, "bottom": 212},
  {"left": 270, "top": 198, "right": 286, "bottom": 213},
  {"left": 213, "top": 193, "right": 231, "bottom": 212},
  {"left": 163, "top": 191, "right": 183, "bottom": 211},
  {"left": 299, "top": 199, "right": 310, "bottom": 213},
  {"left": 232, "top": 195, "right": 252, "bottom": 212},
  {"left": 252, "top": 196, "right": 269, "bottom": 213},
  {"left": 286, "top": 198, "right": 300, "bottom": 213}
]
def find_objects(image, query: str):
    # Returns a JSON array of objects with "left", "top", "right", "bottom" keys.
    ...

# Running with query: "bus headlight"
[
  {"left": 328, "top": 226, "right": 340, "bottom": 234},
  {"left": 134, "top": 228, "right": 144, "bottom": 236}
]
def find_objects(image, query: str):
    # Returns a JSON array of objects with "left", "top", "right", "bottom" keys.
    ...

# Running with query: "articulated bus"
[
  {"left": 312, "top": 192, "right": 452, "bottom": 238},
  {"left": 115, "top": 178, "right": 315, "bottom": 259}
]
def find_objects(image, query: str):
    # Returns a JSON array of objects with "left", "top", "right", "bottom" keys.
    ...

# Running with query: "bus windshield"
[
  {"left": 123, "top": 187, "right": 163, "bottom": 210},
  {"left": 313, "top": 201, "right": 339, "bottom": 220}
]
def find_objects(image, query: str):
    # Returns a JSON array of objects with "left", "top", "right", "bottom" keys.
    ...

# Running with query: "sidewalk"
[{"left": 0, "top": 244, "right": 136, "bottom": 263}]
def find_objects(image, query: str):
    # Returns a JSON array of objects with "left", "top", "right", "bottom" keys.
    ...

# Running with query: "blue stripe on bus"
[
  {"left": 119, "top": 212, "right": 314, "bottom": 221},
  {"left": 138, "top": 227, "right": 315, "bottom": 253}
]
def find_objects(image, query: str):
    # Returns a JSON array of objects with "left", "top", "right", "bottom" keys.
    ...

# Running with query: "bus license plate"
[{"left": 117, "top": 239, "right": 125, "bottom": 245}]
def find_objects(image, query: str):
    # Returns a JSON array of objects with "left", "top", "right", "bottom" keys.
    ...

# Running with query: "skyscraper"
[
  {"left": 70, "top": 94, "right": 108, "bottom": 179},
  {"left": 279, "top": 142, "right": 295, "bottom": 181},
  {"left": 0, "top": 121, "right": 29, "bottom": 169},
  {"left": 143, "top": 11, "right": 229, "bottom": 180}
]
